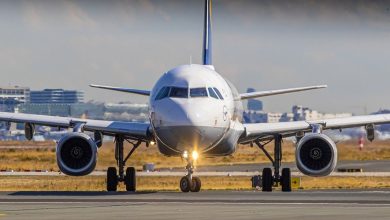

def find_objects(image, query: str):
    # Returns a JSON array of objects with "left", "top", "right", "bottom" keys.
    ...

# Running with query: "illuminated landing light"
[
  {"left": 192, "top": 151, "right": 199, "bottom": 161},
  {"left": 150, "top": 141, "right": 156, "bottom": 146},
  {"left": 182, "top": 151, "right": 189, "bottom": 159}
]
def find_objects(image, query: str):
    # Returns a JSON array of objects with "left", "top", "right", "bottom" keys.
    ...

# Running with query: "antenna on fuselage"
[{"left": 202, "top": 0, "right": 214, "bottom": 69}]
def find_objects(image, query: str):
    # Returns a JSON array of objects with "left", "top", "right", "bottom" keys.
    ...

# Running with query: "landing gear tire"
[
  {"left": 262, "top": 168, "right": 273, "bottom": 192},
  {"left": 107, "top": 167, "right": 118, "bottom": 192},
  {"left": 281, "top": 168, "right": 291, "bottom": 192},
  {"left": 190, "top": 177, "right": 201, "bottom": 192},
  {"left": 125, "top": 167, "right": 136, "bottom": 192},
  {"left": 180, "top": 176, "right": 191, "bottom": 192}
]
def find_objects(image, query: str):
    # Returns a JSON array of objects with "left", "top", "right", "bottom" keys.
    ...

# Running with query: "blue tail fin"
[{"left": 202, "top": 0, "right": 212, "bottom": 66}]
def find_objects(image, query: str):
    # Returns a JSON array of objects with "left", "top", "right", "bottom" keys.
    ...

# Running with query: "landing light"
[
  {"left": 182, "top": 151, "right": 189, "bottom": 159},
  {"left": 149, "top": 141, "right": 156, "bottom": 146},
  {"left": 192, "top": 151, "right": 199, "bottom": 161}
]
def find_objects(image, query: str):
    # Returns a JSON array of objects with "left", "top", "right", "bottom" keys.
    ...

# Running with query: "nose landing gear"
[{"left": 180, "top": 151, "right": 201, "bottom": 192}]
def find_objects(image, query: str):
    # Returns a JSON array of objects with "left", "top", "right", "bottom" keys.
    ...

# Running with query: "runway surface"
[
  {"left": 0, "top": 190, "right": 389, "bottom": 220},
  {"left": 189, "top": 160, "right": 390, "bottom": 172},
  {"left": 2, "top": 160, "right": 390, "bottom": 177}
]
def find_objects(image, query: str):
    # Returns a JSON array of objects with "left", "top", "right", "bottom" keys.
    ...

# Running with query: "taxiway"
[{"left": 0, "top": 190, "right": 389, "bottom": 220}]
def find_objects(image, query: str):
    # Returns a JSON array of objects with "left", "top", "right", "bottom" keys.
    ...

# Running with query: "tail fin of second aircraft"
[{"left": 202, "top": 0, "right": 212, "bottom": 66}]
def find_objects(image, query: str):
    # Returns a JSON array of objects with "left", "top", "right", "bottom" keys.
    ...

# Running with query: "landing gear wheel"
[
  {"left": 190, "top": 177, "right": 201, "bottom": 192},
  {"left": 107, "top": 167, "right": 118, "bottom": 192},
  {"left": 180, "top": 176, "right": 191, "bottom": 192},
  {"left": 262, "top": 168, "right": 273, "bottom": 192},
  {"left": 281, "top": 168, "right": 291, "bottom": 192},
  {"left": 125, "top": 167, "right": 136, "bottom": 192}
]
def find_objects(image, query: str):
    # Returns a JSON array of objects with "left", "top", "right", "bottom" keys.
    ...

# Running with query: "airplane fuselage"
[{"left": 149, "top": 64, "right": 244, "bottom": 157}]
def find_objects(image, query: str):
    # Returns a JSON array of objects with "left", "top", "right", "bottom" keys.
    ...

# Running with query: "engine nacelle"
[
  {"left": 296, "top": 133, "right": 337, "bottom": 177},
  {"left": 56, "top": 132, "right": 97, "bottom": 176}
]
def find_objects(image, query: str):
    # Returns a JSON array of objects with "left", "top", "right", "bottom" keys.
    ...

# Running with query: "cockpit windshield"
[
  {"left": 169, "top": 87, "right": 188, "bottom": 98},
  {"left": 155, "top": 86, "right": 222, "bottom": 100},
  {"left": 155, "top": 87, "right": 170, "bottom": 100},
  {"left": 208, "top": 88, "right": 219, "bottom": 99},
  {"left": 190, "top": 87, "right": 208, "bottom": 97},
  {"left": 213, "top": 87, "right": 224, "bottom": 100}
]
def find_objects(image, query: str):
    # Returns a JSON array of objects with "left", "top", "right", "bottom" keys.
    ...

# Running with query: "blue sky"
[{"left": 1, "top": 0, "right": 390, "bottom": 114}]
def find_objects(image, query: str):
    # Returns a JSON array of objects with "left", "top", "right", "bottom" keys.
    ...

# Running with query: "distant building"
[
  {"left": 30, "top": 89, "right": 83, "bottom": 104},
  {"left": 103, "top": 103, "right": 149, "bottom": 122},
  {"left": 17, "top": 103, "right": 71, "bottom": 117},
  {"left": 0, "top": 86, "right": 30, "bottom": 112},
  {"left": 70, "top": 102, "right": 105, "bottom": 119},
  {"left": 292, "top": 105, "right": 352, "bottom": 121},
  {"left": 246, "top": 88, "right": 263, "bottom": 111}
]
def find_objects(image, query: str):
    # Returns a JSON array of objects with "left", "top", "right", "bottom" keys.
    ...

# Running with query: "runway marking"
[
  {"left": 2, "top": 171, "right": 390, "bottom": 177},
  {"left": 0, "top": 202, "right": 389, "bottom": 206}
]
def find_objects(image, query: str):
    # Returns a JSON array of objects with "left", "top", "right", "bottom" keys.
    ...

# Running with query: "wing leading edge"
[
  {"left": 239, "top": 85, "right": 327, "bottom": 100},
  {"left": 89, "top": 84, "right": 150, "bottom": 96},
  {"left": 240, "top": 114, "right": 390, "bottom": 143},
  {"left": 0, "top": 112, "right": 151, "bottom": 140}
]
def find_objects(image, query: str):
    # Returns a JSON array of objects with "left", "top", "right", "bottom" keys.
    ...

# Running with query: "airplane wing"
[
  {"left": 239, "top": 85, "right": 327, "bottom": 100},
  {"left": 90, "top": 84, "right": 150, "bottom": 96},
  {"left": 240, "top": 114, "right": 390, "bottom": 143},
  {"left": 0, "top": 112, "right": 151, "bottom": 141}
]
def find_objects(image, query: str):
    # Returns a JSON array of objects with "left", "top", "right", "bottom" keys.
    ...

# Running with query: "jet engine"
[
  {"left": 56, "top": 132, "right": 97, "bottom": 176},
  {"left": 295, "top": 133, "right": 337, "bottom": 177}
]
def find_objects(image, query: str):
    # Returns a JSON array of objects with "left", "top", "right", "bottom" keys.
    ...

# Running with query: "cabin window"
[
  {"left": 213, "top": 87, "right": 224, "bottom": 100},
  {"left": 208, "top": 87, "right": 219, "bottom": 99},
  {"left": 190, "top": 87, "right": 208, "bottom": 97},
  {"left": 155, "top": 87, "right": 170, "bottom": 100},
  {"left": 169, "top": 87, "right": 188, "bottom": 98}
]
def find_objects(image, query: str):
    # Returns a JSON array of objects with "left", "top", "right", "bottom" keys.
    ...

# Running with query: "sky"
[{"left": 0, "top": 0, "right": 390, "bottom": 114}]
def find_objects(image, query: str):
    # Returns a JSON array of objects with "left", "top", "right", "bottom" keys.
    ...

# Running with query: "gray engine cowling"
[
  {"left": 296, "top": 133, "right": 337, "bottom": 177},
  {"left": 56, "top": 132, "right": 97, "bottom": 176}
]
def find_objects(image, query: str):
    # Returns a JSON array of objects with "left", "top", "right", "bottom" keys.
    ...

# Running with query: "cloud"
[
  {"left": 22, "top": 1, "right": 45, "bottom": 30},
  {"left": 62, "top": 1, "right": 96, "bottom": 29}
]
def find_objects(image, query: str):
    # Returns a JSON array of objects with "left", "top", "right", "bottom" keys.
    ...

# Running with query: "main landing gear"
[
  {"left": 179, "top": 151, "right": 201, "bottom": 192},
  {"left": 253, "top": 135, "right": 292, "bottom": 192},
  {"left": 107, "top": 136, "right": 142, "bottom": 192}
]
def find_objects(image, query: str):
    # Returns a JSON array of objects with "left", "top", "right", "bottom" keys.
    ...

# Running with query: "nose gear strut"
[{"left": 180, "top": 152, "right": 201, "bottom": 192}]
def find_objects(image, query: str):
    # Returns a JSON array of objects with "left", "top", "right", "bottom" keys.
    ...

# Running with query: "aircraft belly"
[
  {"left": 155, "top": 126, "right": 243, "bottom": 157},
  {"left": 155, "top": 125, "right": 226, "bottom": 155}
]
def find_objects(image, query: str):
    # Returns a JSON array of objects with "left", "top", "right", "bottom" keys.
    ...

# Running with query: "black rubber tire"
[
  {"left": 125, "top": 167, "right": 136, "bottom": 192},
  {"left": 180, "top": 176, "right": 191, "bottom": 192},
  {"left": 281, "top": 168, "right": 292, "bottom": 192},
  {"left": 190, "top": 177, "right": 201, "bottom": 192},
  {"left": 107, "top": 167, "right": 118, "bottom": 192},
  {"left": 262, "top": 168, "right": 273, "bottom": 192}
]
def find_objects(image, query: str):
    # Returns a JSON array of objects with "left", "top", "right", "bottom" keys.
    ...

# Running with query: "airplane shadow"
[{"left": 9, "top": 191, "right": 157, "bottom": 196}]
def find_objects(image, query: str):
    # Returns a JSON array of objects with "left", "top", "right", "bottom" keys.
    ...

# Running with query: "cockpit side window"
[
  {"left": 213, "top": 87, "right": 224, "bottom": 100},
  {"left": 155, "top": 87, "right": 170, "bottom": 100},
  {"left": 169, "top": 87, "right": 188, "bottom": 98},
  {"left": 208, "top": 87, "right": 219, "bottom": 99},
  {"left": 190, "top": 87, "right": 208, "bottom": 97}
]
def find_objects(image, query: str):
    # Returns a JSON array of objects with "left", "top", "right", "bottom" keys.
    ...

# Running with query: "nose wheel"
[{"left": 180, "top": 152, "right": 201, "bottom": 192}]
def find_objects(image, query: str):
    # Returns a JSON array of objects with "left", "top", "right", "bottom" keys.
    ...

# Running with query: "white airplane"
[{"left": 1, "top": 0, "right": 390, "bottom": 192}]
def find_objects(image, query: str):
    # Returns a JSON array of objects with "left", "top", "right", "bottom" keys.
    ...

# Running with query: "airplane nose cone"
[{"left": 152, "top": 99, "right": 227, "bottom": 152}]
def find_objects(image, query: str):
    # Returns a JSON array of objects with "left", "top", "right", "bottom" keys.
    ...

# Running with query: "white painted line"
[{"left": 1, "top": 171, "right": 390, "bottom": 177}]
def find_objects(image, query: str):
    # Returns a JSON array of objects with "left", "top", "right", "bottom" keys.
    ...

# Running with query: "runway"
[
  {"left": 189, "top": 160, "right": 390, "bottom": 172},
  {"left": 0, "top": 190, "right": 389, "bottom": 220}
]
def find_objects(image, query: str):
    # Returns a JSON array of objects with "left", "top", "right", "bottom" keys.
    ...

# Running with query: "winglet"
[
  {"left": 239, "top": 85, "right": 327, "bottom": 100},
  {"left": 89, "top": 84, "right": 150, "bottom": 96}
]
